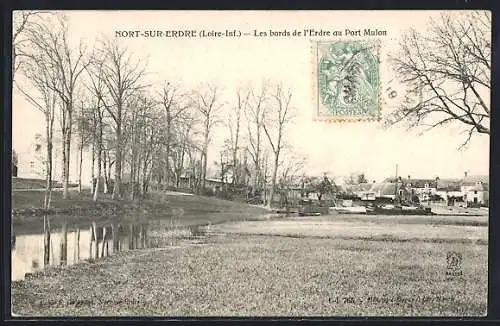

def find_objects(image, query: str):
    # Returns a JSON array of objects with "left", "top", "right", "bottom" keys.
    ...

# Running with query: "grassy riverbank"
[
  {"left": 12, "top": 190, "right": 270, "bottom": 234},
  {"left": 12, "top": 231, "right": 487, "bottom": 316},
  {"left": 12, "top": 177, "right": 78, "bottom": 190}
]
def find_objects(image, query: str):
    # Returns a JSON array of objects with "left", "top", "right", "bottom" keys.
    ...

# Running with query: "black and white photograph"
[{"left": 9, "top": 10, "right": 490, "bottom": 316}]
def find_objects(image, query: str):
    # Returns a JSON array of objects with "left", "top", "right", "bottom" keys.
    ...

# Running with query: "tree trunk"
[
  {"left": 78, "top": 138, "right": 84, "bottom": 193},
  {"left": 268, "top": 154, "right": 280, "bottom": 208},
  {"left": 113, "top": 122, "right": 122, "bottom": 199},
  {"left": 91, "top": 138, "right": 95, "bottom": 195},
  {"left": 201, "top": 152, "right": 207, "bottom": 191},
  {"left": 93, "top": 133, "right": 102, "bottom": 201},
  {"left": 130, "top": 112, "right": 136, "bottom": 200},
  {"left": 103, "top": 150, "right": 109, "bottom": 194},
  {"left": 61, "top": 122, "right": 69, "bottom": 199},
  {"left": 165, "top": 115, "right": 171, "bottom": 187},
  {"left": 44, "top": 114, "right": 54, "bottom": 209},
  {"left": 62, "top": 102, "right": 73, "bottom": 199}
]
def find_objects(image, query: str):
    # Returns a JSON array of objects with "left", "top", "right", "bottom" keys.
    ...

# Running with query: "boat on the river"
[
  {"left": 366, "top": 204, "right": 433, "bottom": 215},
  {"left": 329, "top": 205, "right": 367, "bottom": 214}
]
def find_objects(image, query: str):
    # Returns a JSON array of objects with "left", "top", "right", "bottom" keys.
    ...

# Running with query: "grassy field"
[
  {"left": 212, "top": 218, "right": 488, "bottom": 245},
  {"left": 12, "top": 232, "right": 487, "bottom": 317},
  {"left": 10, "top": 186, "right": 488, "bottom": 316},
  {"left": 298, "top": 213, "right": 488, "bottom": 227}
]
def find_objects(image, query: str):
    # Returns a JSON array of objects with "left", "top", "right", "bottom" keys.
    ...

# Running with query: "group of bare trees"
[
  {"left": 13, "top": 12, "right": 299, "bottom": 208},
  {"left": 14, "top": 11, "right": 489, "bottom": 208},
  {"left": 14, "top": 12, "right": 88, "bottom": 207}
]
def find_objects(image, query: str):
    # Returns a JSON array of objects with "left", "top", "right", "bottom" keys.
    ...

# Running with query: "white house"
[
  {"left": 15, "top": 133, "right": 93, "bottom": 187},
  {"left": 17, "top": 133, "right": 46, "bottom": 179},
  {"left": 461, "top": 174, "right": 489, "bottom": 206}
]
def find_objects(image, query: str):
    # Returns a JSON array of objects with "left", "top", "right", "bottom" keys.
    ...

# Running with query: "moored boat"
[
  {"left": 329, "top": 206, "right": 367, "bottom": 214},
  {"left": 366, "top": 204, "right": 433, "bottom": 215}
]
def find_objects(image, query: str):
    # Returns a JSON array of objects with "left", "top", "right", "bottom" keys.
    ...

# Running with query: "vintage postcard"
[{"left": 11, "top": 10, "right": 489, "bottom": 317}]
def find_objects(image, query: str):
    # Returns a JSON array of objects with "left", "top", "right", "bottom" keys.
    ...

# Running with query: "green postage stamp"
[{"left": 313, "top": 41, "right": 381, "bottom": 122}]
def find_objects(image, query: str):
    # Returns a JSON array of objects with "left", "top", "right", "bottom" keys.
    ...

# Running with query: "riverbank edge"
[
  {"left": 11, "top": 212, "right": 280, "bottom": 283},
  {"left": 12, "top": 202, "right": 125, "bottom": 217}
]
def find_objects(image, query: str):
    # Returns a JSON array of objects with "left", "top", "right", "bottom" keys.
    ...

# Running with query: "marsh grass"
[
  {"left": 214, "top": 219, "right": 487, "bottom": 245},
  {"left": 12, "top": 231, "right": 487, "bottom": 317},
  {"left": 11, "top": 207, "right": 487, "bottom": 317}
]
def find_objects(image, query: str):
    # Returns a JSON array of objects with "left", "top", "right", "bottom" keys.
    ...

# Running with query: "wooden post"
[
  {"left": 112, "top": 222, "right": 120, "bottom": 253},
  {"left": 100, "top": 226, "right": 107, "bottom": 257},
  {"left": 44, "top": 215, "right": 51, "bottom": 266},
  {"left": 60, "top": 223, "right": 68, "bottom": 266},
  {"left": 128, "top": 224, "right": 134, "bottom": 250}
]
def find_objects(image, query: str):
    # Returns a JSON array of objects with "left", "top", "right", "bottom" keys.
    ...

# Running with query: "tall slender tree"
[
  {"left": 262, "top": 83, "right": 295, "bottom": 207},
  {"left": 96, "top": 39, "right": 147, "bottom": 199},
  {"left": 22, "top": 14, "right": 90, "bottom": 199}
]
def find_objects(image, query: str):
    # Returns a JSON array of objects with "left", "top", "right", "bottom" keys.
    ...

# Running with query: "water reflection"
[{"left": 12, "top": 220, "right": 149, "bottom": 281}]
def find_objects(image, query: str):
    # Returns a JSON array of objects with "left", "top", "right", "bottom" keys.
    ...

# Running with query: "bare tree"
[
  {"left": 15, "top": 44, "right": 58, "bottom": 209},
  {"left": 387, "top": 11, "right": 491, "bottom": 148},
  {"left": 96, "top": 39, "right": 147, "bottom": 199},
  {"left": 262, "top": 83, "right": 295, "bottom": 207},
  {"left": 245, "top": 82, "right": 268, "bottom": 195},
  {"left": 158, "top": 82, "right": 189, "bottom": 187},
  {"left": 127, "top": 93, "right": 158, "bottom": 199},
  {"left": 227, "top": 87, "right": 249, "bottom": 188},
  {"left": 85, "top": 57, "right": 110, "bottom": 200},
  {"left": 191, "top": 84, "right": 223, "bottom": 191},
  {"left": 277, "top": 153, "right": 306, "bottom": 207},
  {"left": 22, "top": 14, "right": 90, "bottom": 199},
  {"left": 12, "top": 11, "right": 52, "bottom": 79},
  {"left": 172, "top": 112, "right": 198, "bottom": 188}
]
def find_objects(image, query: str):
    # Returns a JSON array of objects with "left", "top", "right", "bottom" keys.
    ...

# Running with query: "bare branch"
[{"left": 387, "top": 11, "right": 490, "bottom": 147}]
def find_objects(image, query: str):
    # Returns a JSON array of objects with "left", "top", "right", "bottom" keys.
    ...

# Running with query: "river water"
[{"left": 11, "top": 221, "right": 147, "bottom": 281}]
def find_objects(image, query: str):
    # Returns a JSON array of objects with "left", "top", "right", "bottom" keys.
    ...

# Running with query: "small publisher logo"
[{"left": 446, "top": 251, "right": 463, "bottom": 278}]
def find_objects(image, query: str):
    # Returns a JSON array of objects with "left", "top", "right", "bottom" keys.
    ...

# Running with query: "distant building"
[
  {"left": 381, "top": 172, "right": 489, "bottom": 207},
  {"left": 346, "top": 183, "right": 375, "bottom": 200},
  {"left": 435, "top": 178, "right": 463, "bottom": 201},
  {"left": 461, "top": 173, "right": 489, "bottom": 206},
  {"left": 370, "top": 182, "right": 402, "bottom": 200},
  {"left": 17, "top": 133, "right": 46, "bottom": 179},
  {"left": 15, "top": 133, "right": 93, "bottom": 186},
  {"left": 384, "top": 176, "right": 438, "bottom": 202}
]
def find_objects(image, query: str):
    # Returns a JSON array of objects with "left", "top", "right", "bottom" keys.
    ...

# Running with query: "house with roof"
[
  {"left": 435, "top": 178, "right": 463, "bottom": 202},
  {"left": 461, "top": 173, "right": 489, "bottom": 206},
  {"left": 346, "top": 182, "right": 376, "bottom": 200},
  {"left": 17, "top": 133, "right": 46, "bottom": 179},
  {"left": 376, "top": 172, "right": 489, "bottom": 206},
  {"left": 384, "top": 176, "right": 439, "bottom": 202},
  {"left": 370, "top": 181, "right": 414, "bottom": 202}
]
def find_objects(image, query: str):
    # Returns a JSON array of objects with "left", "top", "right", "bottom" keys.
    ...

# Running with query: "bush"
[{"left": 202, "top": 188, "right": 215, "bottom": 197}]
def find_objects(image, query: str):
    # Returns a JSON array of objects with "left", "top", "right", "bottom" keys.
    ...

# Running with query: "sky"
[{"left": 12, "top": 10, "right": 490, "bottom": 182}]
